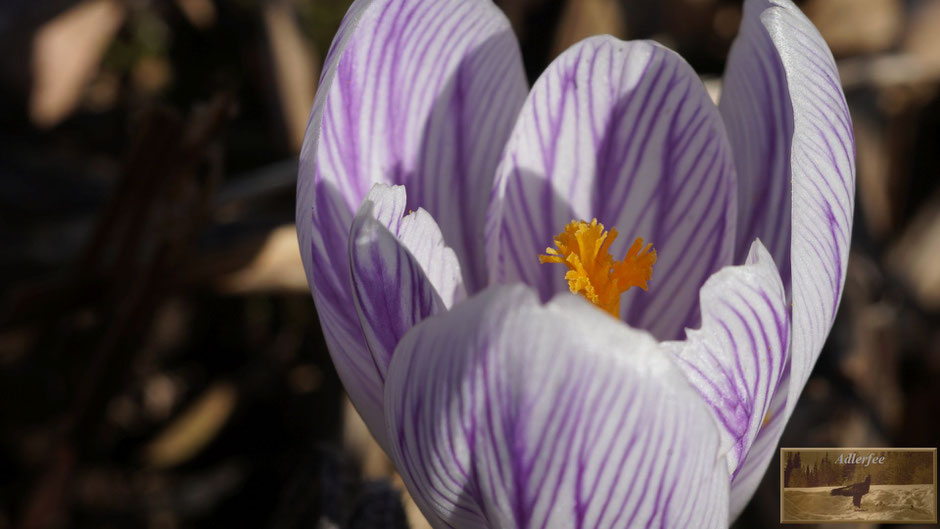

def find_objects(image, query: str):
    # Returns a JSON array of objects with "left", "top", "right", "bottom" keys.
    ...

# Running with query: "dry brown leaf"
[
  {"left": 264, "top": 2, "right": 319, "bottom": 153},
  {"left": 175, "top": 0, "right": 217, "bottom": 29},
  {"left": 143, "top": 382, "right": 237, "bottom": 468},
  {"left": 393, "top": 475, "right": 433, "bottom": 529},
  {"left": 904, "top": 0, "right": 940, "bottom": 75},
  {"left": 889, "top": 195, "right": 940, "bottom": 310},
  {"left": 553, "top": 0, "right": 626, "bottom": 58},
  {"left": 131, "top": 56, "right": 173, "bottom": 95},
  {"left": 803, "top": 0, "right": 902, "bottom": 57},
  {"left": 342, "top": 397, "right": 394, "bottom": 479},
  {"left": 703, "top": 77, "right": 721, "bottom": 105},
  {"left": 217, "top": 225, "right": 308, "bottom": 293},
  {"left": 30, "top": 0, "right": 125, "bottom": 128},
  {"left": 854, "top": 115, "right": 893, "bottom": 238}
]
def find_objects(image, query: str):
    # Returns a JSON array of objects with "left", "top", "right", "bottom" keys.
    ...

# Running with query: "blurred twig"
[
  {"left": 14, "top": 94, "right": 233, "bottom": 529},
  {"left": 29, "top": 0, "right": 126, "bottom": 128}
]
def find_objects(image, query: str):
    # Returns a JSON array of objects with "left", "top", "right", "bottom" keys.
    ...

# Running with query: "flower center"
[{"left": 539, "top": 219, "right": 657, "bottom": 317}]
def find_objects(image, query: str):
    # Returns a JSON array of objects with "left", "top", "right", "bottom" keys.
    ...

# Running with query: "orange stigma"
[{"left": 539, "top": 219, "right": 657, "bottom": 317}]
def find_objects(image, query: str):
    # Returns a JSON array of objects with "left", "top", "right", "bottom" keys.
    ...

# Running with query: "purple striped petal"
[
  {"left": 486, "top": 36, "right": 737, "bottom": 341},
  {"left": 664, "top": 240, "right": 789, "bottom": 478},
  {"left": 719, "top": 0, "right": 855, "bottom": 516},
  {"left": 719, "top": 0, "right": 793, "bottom": 288},
  {"left": 299, "top": 0, "right": 527, "bottom": 292},
  {"left": 350, "top": 184, "right": 465, "bottom": 382},
  {"left": 384, "top": 286, "right": 729, "bottom": 528},
  {"left": 764, "top": 0, "right": 854, "bottom": 426},
  {"left": 296, "top": 0, "right": 527, "bottom": 449},
  {"left": 728, "top": 370, "right": 788, "bottom": 519}
]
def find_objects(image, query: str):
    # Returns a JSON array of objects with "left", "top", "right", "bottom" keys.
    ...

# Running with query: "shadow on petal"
[
  {"left": 300, "top": 23, "right": 526, "bottom": 451},
  {"left": 486, "top": 167, "right": 577, "bottom": 303},
  {"left": 487, "top": 38, "right": 737, "bottom": 343}
]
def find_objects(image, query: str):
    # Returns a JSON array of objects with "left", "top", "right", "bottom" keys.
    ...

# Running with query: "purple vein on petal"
[{"left": 487, "top": 38, "right": 736, "bottom": 342}]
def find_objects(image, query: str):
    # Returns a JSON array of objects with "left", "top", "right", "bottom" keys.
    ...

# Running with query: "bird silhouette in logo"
[{"left": 830, "top": 474, "right": 871, "bottom": 509}]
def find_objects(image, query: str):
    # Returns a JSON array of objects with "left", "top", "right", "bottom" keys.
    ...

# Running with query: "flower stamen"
[{"left": 539, "top": 219, "right": 657, "bottom": 317}]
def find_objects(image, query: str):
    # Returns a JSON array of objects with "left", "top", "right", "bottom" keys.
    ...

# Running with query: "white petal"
[
  {"left": 729, "top": 372, "right": 788, "bottom": 519},
  {"left": 349, "top": 184, "right": 464, "bottom": 381},
  {"left": 664, "top": 240, "right": 789, "bottom": 476},
  {"left": 385, "top": 286, "right": 730, "bottom": 528}
]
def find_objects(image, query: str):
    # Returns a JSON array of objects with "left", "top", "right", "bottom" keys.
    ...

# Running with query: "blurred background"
[{"left": 0, "top": 0, "right": 938, "bottom": 528}]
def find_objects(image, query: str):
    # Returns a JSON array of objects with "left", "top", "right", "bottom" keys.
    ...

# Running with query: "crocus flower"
[{"left": 296, "top": 0, "right": 854, "bottom": 526}]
